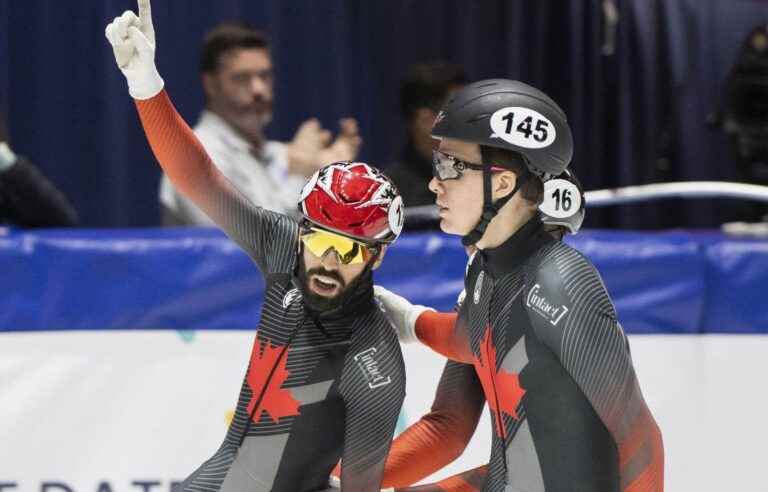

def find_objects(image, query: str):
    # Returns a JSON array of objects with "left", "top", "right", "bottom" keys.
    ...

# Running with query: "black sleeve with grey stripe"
[
  {"left": 523, "top": 242, "right": 641, "bottom": 445},
  {"left": 338, "top": 309, "right": 406, "bottom": 491},
  {"left": 206, "top": 184, "right": 300, "bottom": 276}
]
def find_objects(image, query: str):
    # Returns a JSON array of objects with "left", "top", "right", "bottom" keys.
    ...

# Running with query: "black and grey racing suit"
[
  {"left": 405, "top": 217, "right": 663, "bottom": 491},
  {"left": 134, "top": 90, "right": 406, "bottom": 492}
]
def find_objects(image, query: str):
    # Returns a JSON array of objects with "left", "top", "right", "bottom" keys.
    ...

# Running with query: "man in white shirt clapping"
[{"left": 160, "top": 23, "right": 361, "bottom": 225}]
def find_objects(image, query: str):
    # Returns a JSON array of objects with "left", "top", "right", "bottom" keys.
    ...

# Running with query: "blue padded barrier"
[
  {"left": 568, "top": 231, "right": 707, "bottom": 334},
  {"left": 703, "top": 236, "right": 768, "bottom": 333},
  {"left": 1, "top": 227, "right": 765, "bottom": 333}
]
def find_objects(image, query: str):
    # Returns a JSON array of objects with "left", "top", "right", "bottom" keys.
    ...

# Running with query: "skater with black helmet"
[{"left": 375, "top": 80, "right": 664, "bottom": 491}]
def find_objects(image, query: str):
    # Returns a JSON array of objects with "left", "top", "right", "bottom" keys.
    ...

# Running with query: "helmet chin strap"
[{"left": 461, "top": 166, "right": 529, "bottom": 247}]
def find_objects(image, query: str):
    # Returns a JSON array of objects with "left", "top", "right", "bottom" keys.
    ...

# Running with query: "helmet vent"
[
  {"left": 322, "top": 209, "right": 333, "bottom": 221},
  {"left": 468, "top": 113, "right": 491, "bottom": 123}
]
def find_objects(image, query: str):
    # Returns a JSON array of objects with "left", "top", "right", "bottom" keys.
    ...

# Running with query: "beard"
[
  {"left": 234, "top": 104, "right": 272, "bottom": 132},
  {"left": 297, "top": 262, "right": 347, "bottom": 312},
  {"left": 296, "top": 255, "right": 373, "bottom": 314},
  {"left": 209, "top": 96, "right": 273, "bottom": 147},
  {"left": 228, "top": 106, "right": 273, "bottom": 146}
]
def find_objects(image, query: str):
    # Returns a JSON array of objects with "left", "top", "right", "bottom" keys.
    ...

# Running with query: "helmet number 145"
[
  {"left": 502, "top": 112, "right": 549, "bottom": 143},
  {"left": 490, "top": 107, "right": 557, "bottom": 149}
]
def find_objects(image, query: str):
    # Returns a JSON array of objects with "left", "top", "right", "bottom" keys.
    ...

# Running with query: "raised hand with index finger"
[{"left": 104, "top": 0, "right": 163, "bottom": 99}]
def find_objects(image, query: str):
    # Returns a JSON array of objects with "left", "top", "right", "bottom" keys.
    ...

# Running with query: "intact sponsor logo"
[
  {"left": 353, "top": 347, "right": 392, "bottom": 389},
  {"left": 526, "top": 284, "right": 569, "bottom": 326},
  {"left": 282, "top": 288, "right": 302, "bottom": 308}
]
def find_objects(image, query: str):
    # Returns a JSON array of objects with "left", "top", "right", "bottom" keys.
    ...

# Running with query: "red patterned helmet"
[{"left": 298, "top": 161, "right": 405, "bottom": 244}]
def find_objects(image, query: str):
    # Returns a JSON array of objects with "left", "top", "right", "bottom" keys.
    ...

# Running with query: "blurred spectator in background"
[
  {"left": 721, "top": 23, "right": 768, "bottom": 222},
  {"left": 0, "top": 109, "right": 78, "bottom": 228},
  {"left": 387, "top": 62, "right": 467, "bottom": 209},
  {"left": 160, "top": 23, "right": 361, "bottom": 225}
]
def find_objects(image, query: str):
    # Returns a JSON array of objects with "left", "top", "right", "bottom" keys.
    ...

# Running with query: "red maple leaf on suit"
[
  {"left": 246, "top": 338, "right": 301, "bottom": 424},
  {"left": 473, "top": 327, "right": 526, "bottom": 438}
]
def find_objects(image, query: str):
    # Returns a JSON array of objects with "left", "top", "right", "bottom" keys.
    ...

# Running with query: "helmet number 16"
[{"left": 551, "top": 188, "right": 573, "bottom": 212}]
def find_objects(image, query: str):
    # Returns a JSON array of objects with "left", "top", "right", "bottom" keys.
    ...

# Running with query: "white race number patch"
[
  {"left": 540, "top": 178, "right": 581, "bottom": 219},
  {"left": 387, "top": 196, "right": 405, "bottom": 236},
  {"left": 490, "top": 107, "right": 556, "bottom": 149}
]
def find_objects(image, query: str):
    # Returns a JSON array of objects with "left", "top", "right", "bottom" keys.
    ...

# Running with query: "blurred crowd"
[
  {"left": 1, "top": 22, "right": 471, "bottom": 230},
  {"left": 4, "top": 20, "right": 767, "bottom": 230}
]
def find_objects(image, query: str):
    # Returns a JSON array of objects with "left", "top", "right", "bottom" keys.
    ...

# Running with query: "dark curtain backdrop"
[{"left": 1, "top": 0, "right": 767, "bottom": 227}]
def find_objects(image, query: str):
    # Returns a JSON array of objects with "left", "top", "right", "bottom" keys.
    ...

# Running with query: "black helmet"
[
  {"left": 432, "top": 79, "right": 573, "bottom": 177},
  {"left": 539, "top": 169, "right": 586, "bottom": 234}
]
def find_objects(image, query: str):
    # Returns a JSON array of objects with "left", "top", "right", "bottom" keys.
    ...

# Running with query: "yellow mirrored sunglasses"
[{"left": 300, "top": 228, "right": 375, "bottom": 265}]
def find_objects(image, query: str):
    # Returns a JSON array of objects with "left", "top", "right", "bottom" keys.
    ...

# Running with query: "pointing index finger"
[{"left": 137, "top": 0, "right": 152, "bottom": 28}]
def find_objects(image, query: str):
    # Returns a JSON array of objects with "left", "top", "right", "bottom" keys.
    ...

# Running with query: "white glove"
[
  {"left": 104, "top": 0, "right": 164, "bottom": 100},
  {"left": 373, "top": 285, "right": 434, "bottom": 344}
]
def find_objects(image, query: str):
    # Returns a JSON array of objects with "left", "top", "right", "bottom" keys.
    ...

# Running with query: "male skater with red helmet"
[{"left": 105, "top": 2, "right": 406, "bottom": 491}]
